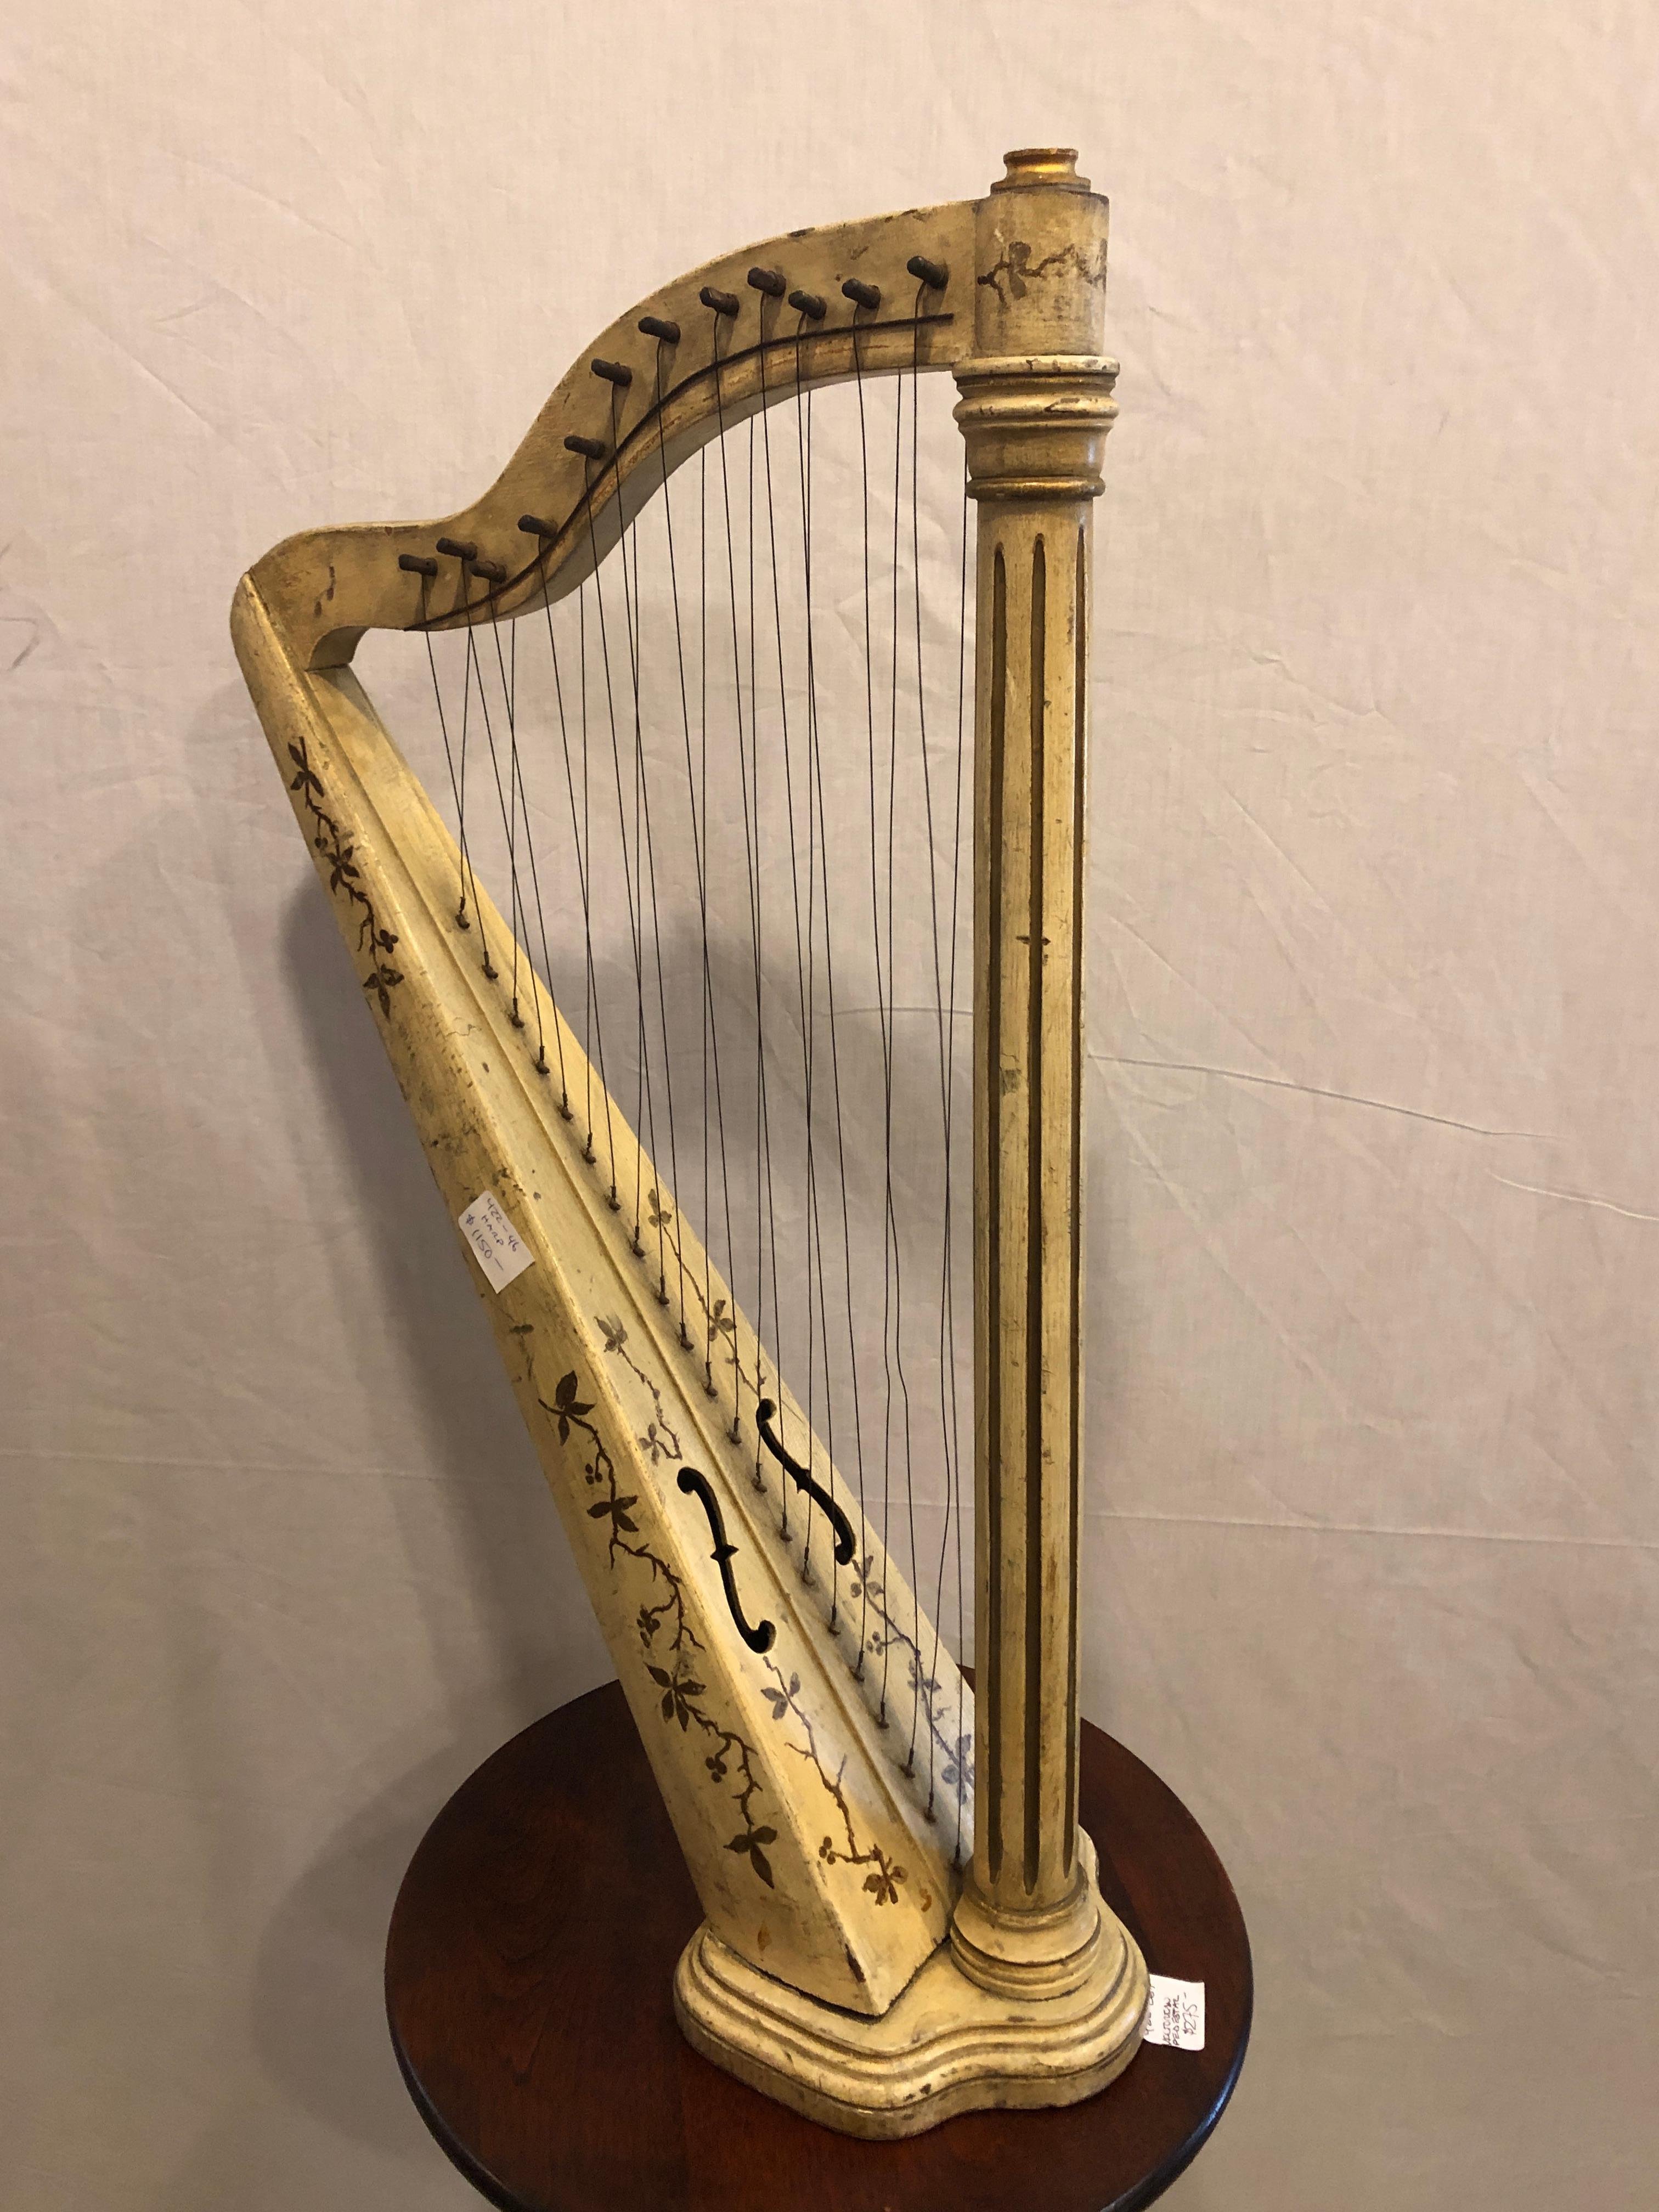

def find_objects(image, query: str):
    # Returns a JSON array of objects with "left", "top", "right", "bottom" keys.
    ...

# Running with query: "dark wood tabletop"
[{"left": 386, "top": 1680, "right": 1251, "bottom": 2212}]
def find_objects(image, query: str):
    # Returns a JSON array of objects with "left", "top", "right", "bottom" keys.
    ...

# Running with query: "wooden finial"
[{"left": 993, "top": 146, "right": 1091, "bottom": 193}]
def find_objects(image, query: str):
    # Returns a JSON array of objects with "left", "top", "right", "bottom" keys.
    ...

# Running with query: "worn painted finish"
[
  {"left": 947, "top": 155, "right": 1140, "bottom": 2030},
  {"left": 232, "top": 151, "right": 1144, "bottom": 2136},
  {"left": 246, "top": 200, "right": 976, "bottom": 670},
  {"left": 232, "top": 580, "right": 966, "bottom": 2018}
]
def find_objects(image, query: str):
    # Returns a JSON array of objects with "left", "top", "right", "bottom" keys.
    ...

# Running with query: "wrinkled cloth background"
[{"left": 5, "top": 4, "right": 1657, "bottom": 2207}]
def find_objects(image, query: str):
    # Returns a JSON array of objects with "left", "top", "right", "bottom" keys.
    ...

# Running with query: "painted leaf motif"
[
  {"left": 549, "top": 1369, "right": 594, "bottom": 1444},
  {"left": 726, "top": 1830, "right": 777, "bottom": 1888}
]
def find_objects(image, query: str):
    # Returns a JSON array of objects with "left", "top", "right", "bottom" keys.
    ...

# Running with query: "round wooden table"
[{"left": 386, "top": 1681, "right": 1251, "bottom": 2211}]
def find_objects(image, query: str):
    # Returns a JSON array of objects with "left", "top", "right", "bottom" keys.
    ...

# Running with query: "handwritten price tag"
[
  {"left": 458, "top": 1191, "right": 535, "bottom": 1293},
  {"left": 1143, "top": 1974, "right": 1205, "bottom": 2051}
]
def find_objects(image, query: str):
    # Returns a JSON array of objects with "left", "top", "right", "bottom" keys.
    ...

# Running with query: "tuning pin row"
[{"left": 398, "top": 247, "right": 951, "bottom": 586}]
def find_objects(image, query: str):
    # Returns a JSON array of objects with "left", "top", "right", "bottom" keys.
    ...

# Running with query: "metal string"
[
  {"left": 709, "top": 314, "right": 783, "bottom": 1508},
  {"left": 580, "top": 462, "right": 665, "bottom": 1242},
  {"left": 744, "top": 414, "right": 785, "bottom": 1508},
  {"left": 947, "top": 450, "right": 972, "bottom": 1848},
  {"left": 421, "top": 613, "right": 486, "bottom": 958},
  {"left": 883, "top": 336, "right": 923, "bottom": 1748},
  {"left": 414, "top": 348, "right": 976, "bottom": 1796},
  {"left": 904, "top": 292, "right": 962, "bottom": 1800},
  {"left": 458, "top": 599, "right": 534, "bottom": 1020},
  {"left": 848, "top": 319, "right": 882, "bottom": 1688},
  {"left": 546, "top": 578, "right": 611, "bottom": 1159},
  {"left": 501, "top": 574, "right": 571, "bottom": 1103},
  {"left": 791, "top": 321, "right": 866, "bottom": 1639},
  {"left": 757, "top": 323, "right": 830, "bottom": 1584},
  {"left": 575, "top": 578, "right": 622, "bottom": 1199},
  {"left": 454, "top": 585, "right": 497, "bottom": 980},
  {"left": 609, "top": 386, "right": 686, "bottom": 1314},
  {"left": 656, "top": 343, "right": 738, "bottom": 1375},
  {"left": 482, "top": 606, "right": 565, "bottom": 1096}
]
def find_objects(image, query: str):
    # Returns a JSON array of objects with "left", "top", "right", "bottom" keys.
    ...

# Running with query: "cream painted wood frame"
[{"left": 232, "top": 147, "right": 1146, "bottom": 2138}]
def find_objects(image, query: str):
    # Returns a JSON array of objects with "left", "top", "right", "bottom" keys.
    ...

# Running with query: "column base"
[{"left": 673, "top": 1881, "right": 1147, "bottom": 2141}]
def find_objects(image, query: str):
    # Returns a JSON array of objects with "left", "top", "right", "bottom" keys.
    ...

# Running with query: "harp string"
[
  {"left": 611, "top": 383, "right": 687, "bottom": 1313},
  {"left": 411, "top": 358, "right": 974, "bottom": 1732},
  {"left": 711, "top": 331, "right": 786, "bottom": 1505},
  {"left": 541, "top": 573, "right": 611, "bottom": 1166},
  {"left": 946, "top": 449, "right": 971, "bottom": 1843},
  {"left": 651, "top": 334, "right": 729, "bottom": 1364},
  {"left": 420, "top": 607, "right": 482, "bottom": 950},
  {"left": 852, "top": 318, "right": 922, "bottom": 1729},
  {"left": 454, "top": 590, "right": 495, "bottom": 979},
  {"left": 793, "top": 315, "right": 870, "bottom": 1645},
  {"left": 757, "top": 315, "right": 835, "bottom": 1597},
  {"left": 579, "top": 450, "right": 667, "bottom": 1259},
  {"left": 484, "top": 610, "right": 561, "bottom": 1088},
  {"left": 905, "top": 287, "right": 964, "bottom": 1808}
]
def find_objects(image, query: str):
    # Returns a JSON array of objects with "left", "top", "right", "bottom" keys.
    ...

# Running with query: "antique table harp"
[{"left": 233, "top": 147, "right": 1147, "bottom": 2138}]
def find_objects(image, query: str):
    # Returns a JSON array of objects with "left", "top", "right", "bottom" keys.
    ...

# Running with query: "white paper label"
[
  {"left": 458, "top": 1191, "right": 535, "bottom": 1293},
  {"left": 1143, "top": 1974, "right": 1205, "bottom": 2050}
]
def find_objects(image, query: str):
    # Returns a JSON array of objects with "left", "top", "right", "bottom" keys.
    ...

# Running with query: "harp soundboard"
[{"left": 233, "top": 146, "right": 1147, "bottom": 2137}]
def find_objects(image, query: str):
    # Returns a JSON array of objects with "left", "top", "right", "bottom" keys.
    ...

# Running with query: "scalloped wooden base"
[{"left": 673, "top": 1887, "right": 1148, "bottom": 2141}]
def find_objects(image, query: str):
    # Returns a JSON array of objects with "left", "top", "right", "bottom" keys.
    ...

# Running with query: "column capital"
[{"left": 952, "top": 354, "right": 1120, "bottom": 503}]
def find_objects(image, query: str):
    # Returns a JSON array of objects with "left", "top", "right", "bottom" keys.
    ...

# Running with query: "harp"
[{"left": 232, "top": 146, "right": 1146, "bottom": 2138}]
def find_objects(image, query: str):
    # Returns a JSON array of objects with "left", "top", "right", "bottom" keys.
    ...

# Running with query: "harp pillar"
[{"left": 949, "top": 150, "right": 1139, "bottom": 2027}]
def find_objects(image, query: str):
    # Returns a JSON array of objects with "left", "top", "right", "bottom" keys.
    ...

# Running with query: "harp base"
[{"left": 673, "top": 1881, "right": 1148, "bottom": 2141}]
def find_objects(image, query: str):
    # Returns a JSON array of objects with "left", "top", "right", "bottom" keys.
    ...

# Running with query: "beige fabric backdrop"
[{"left": 5, "top": 3, "right": 1657, "bottom": 2205}]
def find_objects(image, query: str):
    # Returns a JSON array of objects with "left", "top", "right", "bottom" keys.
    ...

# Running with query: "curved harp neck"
[{"left": 247, "top": 196, "right": 975, "bottom": 670}]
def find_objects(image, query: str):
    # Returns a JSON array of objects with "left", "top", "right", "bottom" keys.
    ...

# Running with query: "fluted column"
[{"left": 951, "top": 150, "right": 1120, "bottom": 1998}]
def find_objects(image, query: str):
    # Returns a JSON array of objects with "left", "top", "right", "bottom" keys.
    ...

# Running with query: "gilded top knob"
[{"left": 993, "top": 146, "right": 1091, "bottom": 193}]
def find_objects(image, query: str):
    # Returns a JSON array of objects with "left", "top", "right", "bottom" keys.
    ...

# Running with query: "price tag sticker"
[
  {"left": 1143, "top": 1974, "right": 1205, "bottom": 2051},
  {"left": 459, "top": 1190, "right": 535, "bottom": 1293}
]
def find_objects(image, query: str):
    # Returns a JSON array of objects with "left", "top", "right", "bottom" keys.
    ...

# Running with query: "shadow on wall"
[
  {"left": 273, "top": 878, "right": 601, "bottom": 1718},
  {"left": 198, "top": 875, "right": 608, "bottom": 2197}
]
